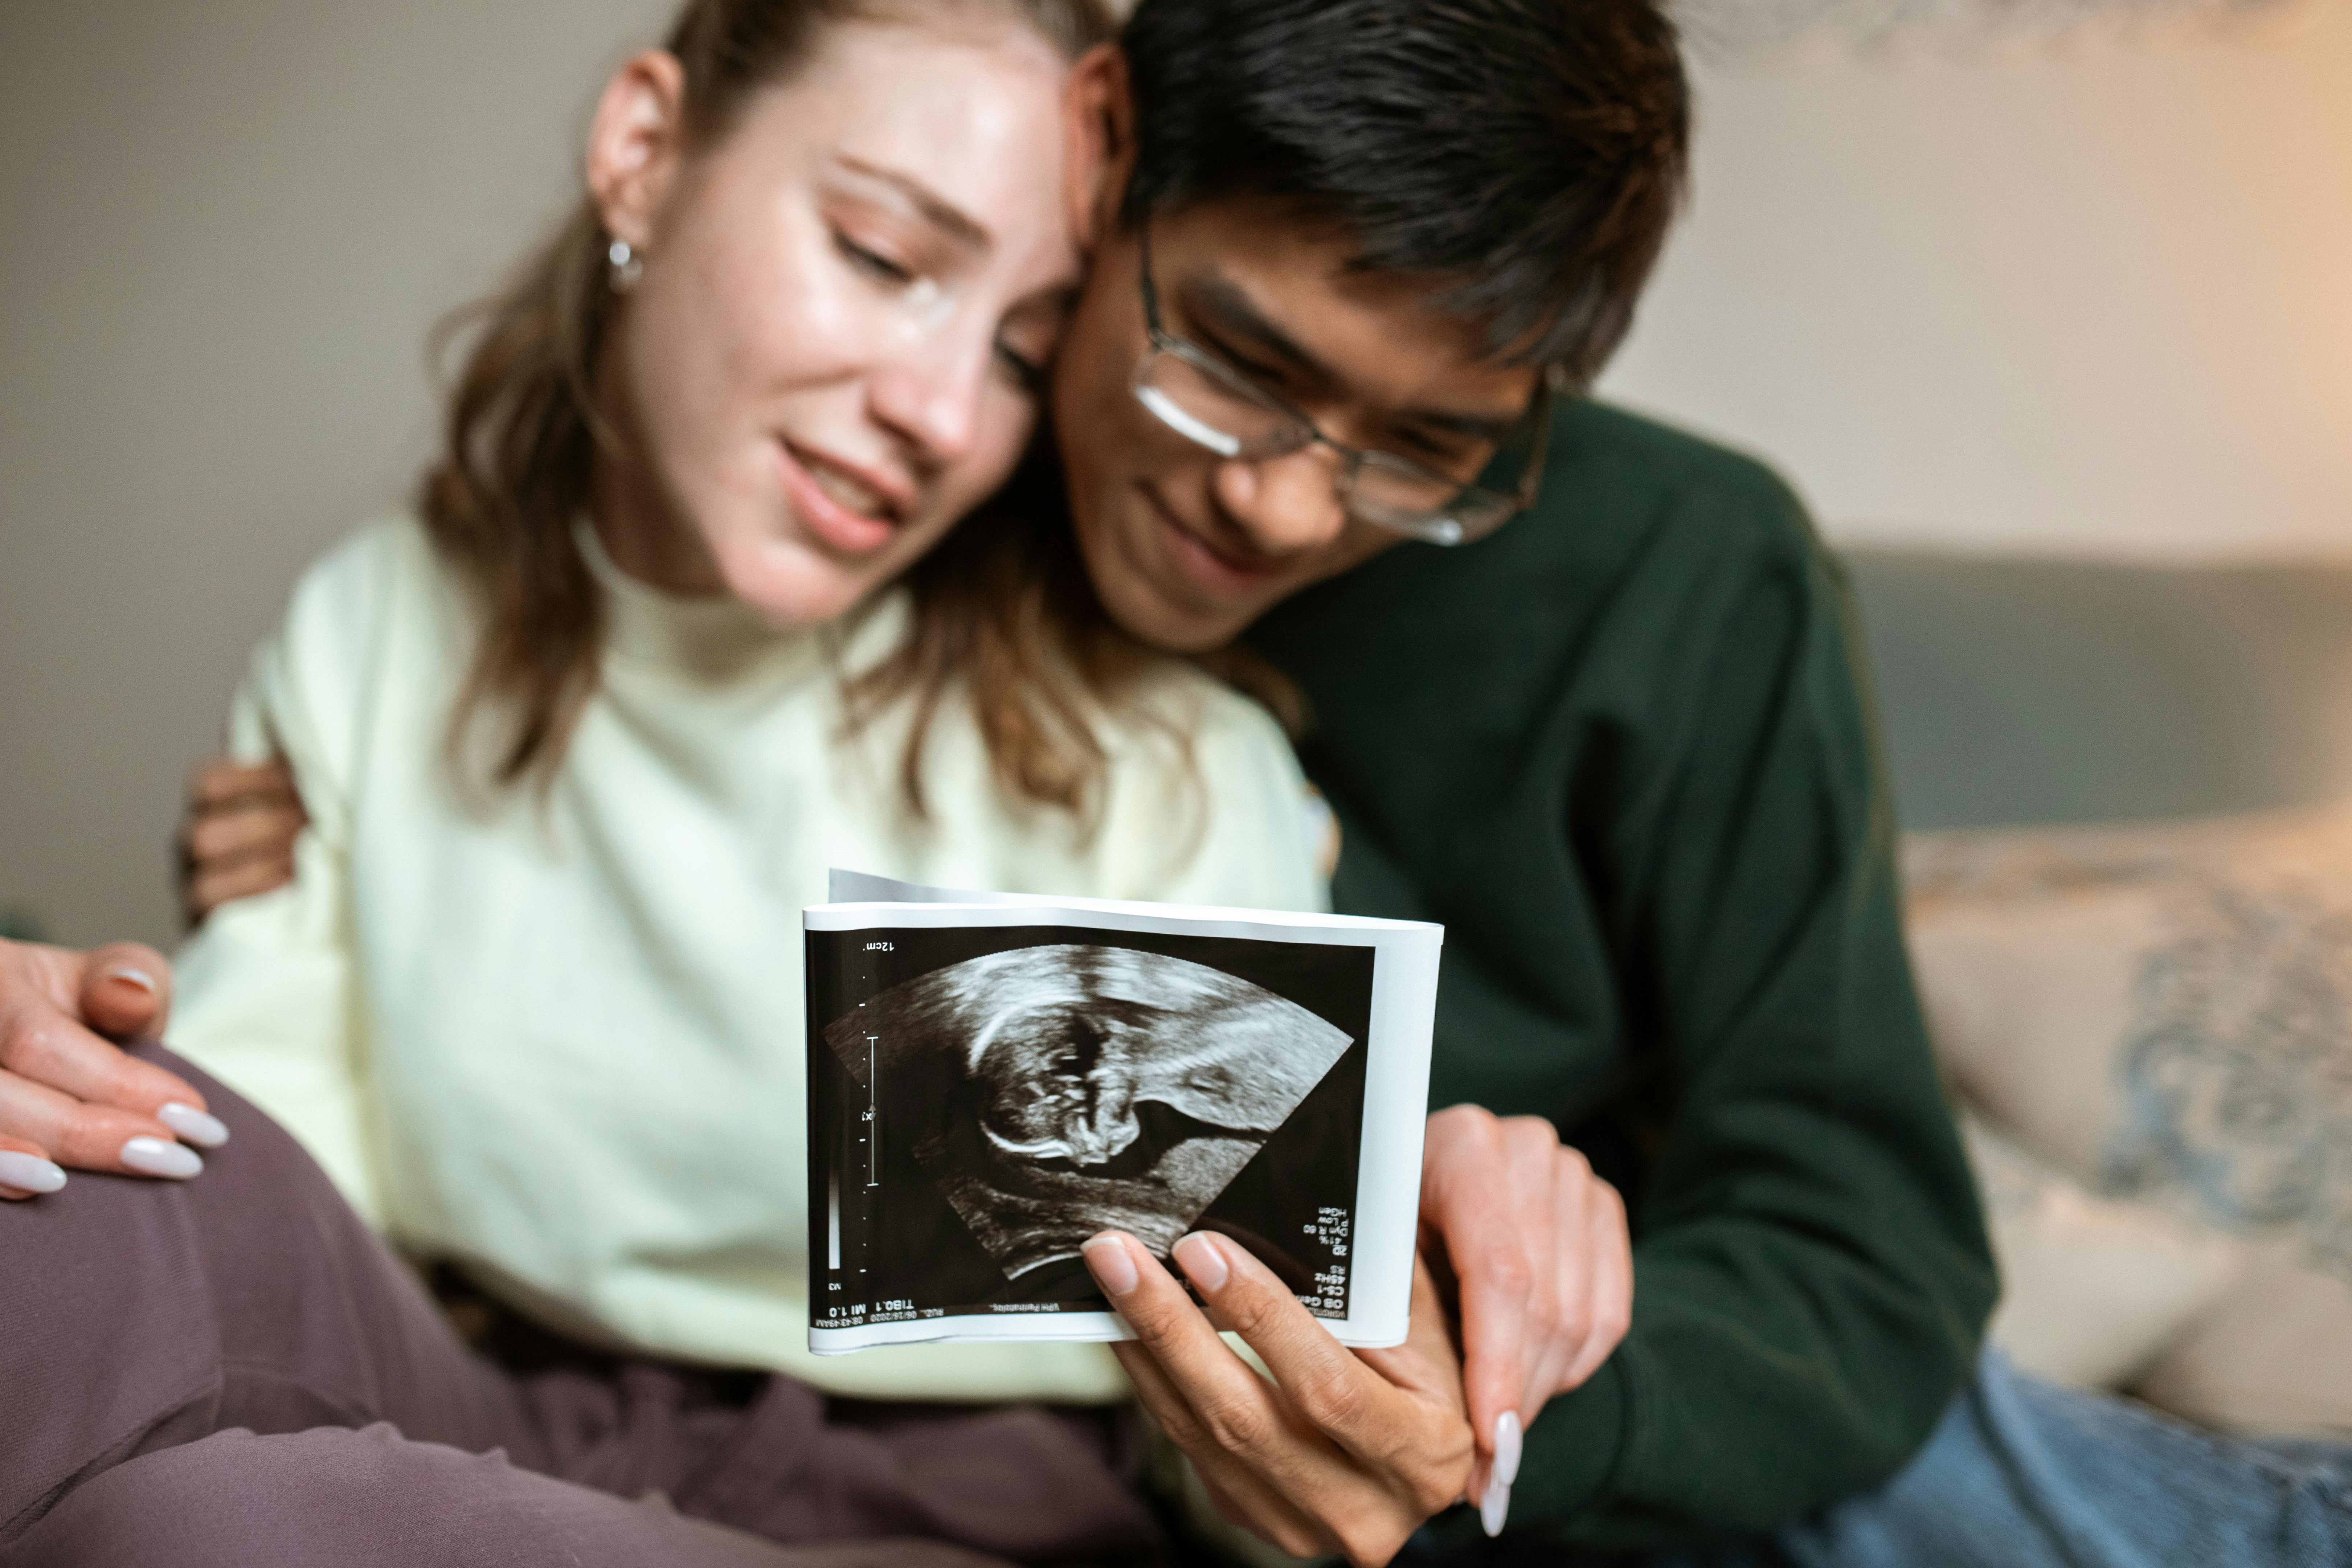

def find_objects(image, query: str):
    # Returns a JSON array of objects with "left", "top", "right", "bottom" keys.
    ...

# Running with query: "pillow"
[
  {"left": 1905, "top": 805, "right": 2352, "bottom": 1441},
  {"left": 1963, "top": 1113, "right": 2245, "bottom": 1392}
]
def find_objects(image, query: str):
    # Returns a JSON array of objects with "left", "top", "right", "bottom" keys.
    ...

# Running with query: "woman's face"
[{"left": 591, "top": 18, "right": 1081, "bottom": 622}]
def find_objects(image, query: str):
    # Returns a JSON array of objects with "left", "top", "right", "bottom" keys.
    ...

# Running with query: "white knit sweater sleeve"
[{"left": 168, "top": 522, "right": 404, "bottom": 1226}]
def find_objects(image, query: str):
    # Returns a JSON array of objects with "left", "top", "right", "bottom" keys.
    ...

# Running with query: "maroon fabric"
[
  {"left": 4, "top": 1427, "right": 1013, "bottom": 1568},
  {"left": 0, "top": 1046, "right": 1162, "bottom": 1567}
]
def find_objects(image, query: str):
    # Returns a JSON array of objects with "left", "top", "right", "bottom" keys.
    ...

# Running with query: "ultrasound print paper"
[
  {"left": 823, "top": 943, "right": 1354, "bottom": 1277},
  {"left": 808, "top": 920, "right": 1382, "bottom": 1339}
]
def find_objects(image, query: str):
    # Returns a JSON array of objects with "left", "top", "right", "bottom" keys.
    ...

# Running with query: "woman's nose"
[
  {"left": 1212, "top": 447, "right": 1349, "bottom": 556},
  {"left": 867, "top": 326, "right": 992, "bottom": 466}
]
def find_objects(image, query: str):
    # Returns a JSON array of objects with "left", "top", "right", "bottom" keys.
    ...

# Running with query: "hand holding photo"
[{"left": 806, "top": 875, "right": 1442, "bottom": 1352}]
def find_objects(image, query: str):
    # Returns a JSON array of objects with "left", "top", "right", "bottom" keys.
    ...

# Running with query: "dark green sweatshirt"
[{"left": 1245, "top": 400, "right": 1996, "bottom": 1549}]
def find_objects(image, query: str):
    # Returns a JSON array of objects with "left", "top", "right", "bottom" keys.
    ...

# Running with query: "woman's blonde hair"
[{"left": 421, "top": 0, "right": 1265, "bottom": 821}]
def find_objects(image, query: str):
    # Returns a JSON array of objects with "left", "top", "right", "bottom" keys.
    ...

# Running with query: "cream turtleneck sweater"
[{"left": 169, "top": 515, "right": 1326, "bottom": 1401}]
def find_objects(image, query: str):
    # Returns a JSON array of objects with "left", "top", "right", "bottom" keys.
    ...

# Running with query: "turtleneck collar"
[{"left": 574, "top": 517, "right": 863, "bottom": 687}]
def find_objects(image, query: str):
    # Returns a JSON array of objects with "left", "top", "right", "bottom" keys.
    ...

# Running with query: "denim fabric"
[{"left": 1659, "top": 1349, "right": 2352, "bottom": 1568}]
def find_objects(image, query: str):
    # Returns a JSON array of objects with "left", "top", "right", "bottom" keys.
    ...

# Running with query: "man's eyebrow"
[
  {"left": 1187, "top": 273, "right": 1523, "bottom": 446},
  {"left": 835, "top": 155, "right": 989, "bottom": 251}
]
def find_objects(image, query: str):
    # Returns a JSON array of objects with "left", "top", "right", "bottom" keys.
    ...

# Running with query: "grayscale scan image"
[{"left": 807, "top": 928, "right": 1374, "bottom": 1331}]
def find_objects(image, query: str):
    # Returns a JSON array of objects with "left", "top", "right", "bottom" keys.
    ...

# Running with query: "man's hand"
[
  {"left": 1419, "top": 1105, "right": 1633, "bottom": 1530},
  {"left": 179, "top": 756, "right": 306, "bottom": 926},
  {"left": 0, "top": 939, "right": 226, "bottom": 1198},
  {"left": 1083, "top": 1229, "right": 1473, "bottom": 1567}
]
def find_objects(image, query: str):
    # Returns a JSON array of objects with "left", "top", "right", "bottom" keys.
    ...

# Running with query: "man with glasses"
[{"left": 1039, "top": 4, "right": 1993, "bottom": 1561}]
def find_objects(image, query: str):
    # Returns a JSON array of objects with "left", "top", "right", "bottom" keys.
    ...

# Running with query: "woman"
[{"left": 0, "top": 0, "right": 1371, "bottom": 1560}]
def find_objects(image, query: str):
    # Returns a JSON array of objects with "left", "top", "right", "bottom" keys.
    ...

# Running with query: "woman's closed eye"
[
  {"left": 993, "top": 339, "right": 1047, "bottom": 396},
  {"left": 834, "top": 228, "right": 918, "bottom": 287}
]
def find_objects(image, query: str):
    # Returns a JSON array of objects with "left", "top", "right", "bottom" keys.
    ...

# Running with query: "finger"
[
  {"left": 1169, "top": 1231, "right": 1407, "bottom": 1464},
  {"left": 185, "top": 855, "right": 296, "bottom": 920},
  {"left": 0, "top": 1131, "right": 67, "bottom": 1200},
  {"left": 1500, "top": 1119, "right": 1568, "bottom": 1416},
  {"left": 3, "top": 981, "right": 216, "bottom": 1137},
  {"left": 1559, "top": 1177, "right": 1634, "bottom": 1393},
  {"left": 0, "top": 1070, "right": 204, "bottom": 1177},
  {"left": 1088, "top": 1231, "right": 1361, "bottom": 1505},
  {"left": 1115, "top": 1343, "right": 1334, "bottom": 1561},
  {"left": 1422, "top": 1108, "right": 1531, "bottom": 1461},
  {"left": 1087, "top": 1232, "right": 1288, "bottom": 1428},
  {"left": 188, "top": 757, "right": 300, "bottom": 809},
  {"left": 74, "top": 940, "right": 173, "bottom": 1039},
  {"left": 184, "top": 802, "right": 306, "bottom": 866}
]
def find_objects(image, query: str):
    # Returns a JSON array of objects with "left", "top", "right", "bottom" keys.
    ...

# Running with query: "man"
[
  {"left": 0, "top": 0, "right": 2000, "bottom": 1561},
  {"left": 1041, "top": 4, "right": 1988, "bottom": 1557}
]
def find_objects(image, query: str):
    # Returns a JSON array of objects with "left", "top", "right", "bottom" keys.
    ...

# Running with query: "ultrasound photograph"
[{"left": 807, "top": 925, "right": 1375, "bottom": 1333}]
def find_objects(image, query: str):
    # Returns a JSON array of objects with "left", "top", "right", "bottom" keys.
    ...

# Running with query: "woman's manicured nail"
[
  {"left": 1173, "top": 1232, "right": 1228, "bottom": 1292},
  {"left": 120, "top": 1137, "right": 203, "bottom": 1179},
  {"left": 0, "top": 1150, "right": 68, "bottom": 1194},
  {"left": 157, "top": 1102, "right": 229, "bottom": 1149},
  {"left": 1494, "top": 1409, "right": 1523, "bottom": 1486},
  {"left": 1083, "top": 1234, "right": 1140, "bottom": 1297},
  {"left": 102, "top": 966, "right": 158, "bottom": 996},
  {"left": 1480, "top": 1474, "right": 1512, "bottom": 1538}
]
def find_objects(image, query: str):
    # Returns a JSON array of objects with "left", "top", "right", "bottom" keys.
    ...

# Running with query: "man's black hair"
[{"left": 1120, "top": 0, "right": 1689, "bottom": 387}]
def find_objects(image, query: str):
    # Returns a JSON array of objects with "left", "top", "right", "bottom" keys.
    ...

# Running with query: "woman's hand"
[
  {"left": 0, "top": 938, "right": 226, "bottom": 1198},
  {"left": 1419, "top": 1105, "right": 1634, "bottom": 1527},
  {"left": 1083, "top": 1229, "right": 1473, "bottom": 1567},
  {"left": 179, "top": 756, "right": 306, "bottom": 926}
]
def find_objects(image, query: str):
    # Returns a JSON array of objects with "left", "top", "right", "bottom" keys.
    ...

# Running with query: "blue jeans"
[{"left": 1658, "top": 1348, "right": 2352, "bottom": 1568}]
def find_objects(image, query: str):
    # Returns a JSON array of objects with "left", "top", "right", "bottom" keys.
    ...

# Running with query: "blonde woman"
[{"left": 0, "top": 1, "right": 1337, "bottom": 1561}]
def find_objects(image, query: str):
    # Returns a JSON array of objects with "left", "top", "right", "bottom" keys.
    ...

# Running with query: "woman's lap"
[
  {"left": 0, "top": 1046, "right": 1153, "bottom": 1566},
  {"left": 3, "top": 1425, "right": 1005, "bottom": 1568}
]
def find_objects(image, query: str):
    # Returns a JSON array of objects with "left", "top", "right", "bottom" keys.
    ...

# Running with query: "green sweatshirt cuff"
[
  {"left": 1420, "top": 1353, "right": 1632, "bottom": 1548},
  {"left": 1511, "top": 1351, "right": 1632, "bottom": 1526}
]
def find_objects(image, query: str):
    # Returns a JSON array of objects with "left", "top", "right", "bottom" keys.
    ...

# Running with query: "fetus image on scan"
[{"left": 821, "top": 943, "right": 1353, "bottom": 1277}]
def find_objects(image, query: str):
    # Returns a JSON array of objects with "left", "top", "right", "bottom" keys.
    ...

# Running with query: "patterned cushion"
[{"left": 1905, "top": 806, "right": 2352, "bottom": 1439}]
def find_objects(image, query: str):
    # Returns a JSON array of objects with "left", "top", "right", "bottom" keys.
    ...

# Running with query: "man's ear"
[
  {"left": 1062, "top": 43, "right": 1136, "bottom": 255},
  {"left": 586, "top": 50, "right": 690, "bottom": 254}
]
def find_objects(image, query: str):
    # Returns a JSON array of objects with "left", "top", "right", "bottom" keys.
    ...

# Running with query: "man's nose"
[
  {"left": 1212, "top": 446, "right": 1349, "bottom": 555},
  {"left": 867, "top": 322, "right": 991, "bottom": 466}
]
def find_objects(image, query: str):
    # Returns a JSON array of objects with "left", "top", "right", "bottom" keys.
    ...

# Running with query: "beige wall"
[
  {"left": 0, "top": 0, "right": 669, "bottom": 948},
  {"left": 4, "top": 0, "right": 2349, "bottom": 947},
  {"left": 1599, "top": 0, "right": 2352, "bottom": 558}
]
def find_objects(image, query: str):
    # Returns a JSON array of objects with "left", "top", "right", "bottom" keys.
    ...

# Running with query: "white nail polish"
[
  {"left": 1494, "top": 1409, "right": 1523, "bottom": 1487},
  {"left": 120, "top": 1137, "right": 203, "bottom": 1179},
  {"left": 157, "top": 1102, "right": 229, "bottom": 1149},
  {"left": 0, "top": 1150, "right": 68, "bottom": 1194},
  {"left": 103, "top": 966, "right": 158, "bottom": 995},
  {"left": 1480, "top": 1475, "right": 1511, "bottom": 1538}
]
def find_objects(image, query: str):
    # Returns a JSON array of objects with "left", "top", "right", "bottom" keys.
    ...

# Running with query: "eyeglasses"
[{"left": 1130, "top": 226, "right": 1554, "bottom": 546}]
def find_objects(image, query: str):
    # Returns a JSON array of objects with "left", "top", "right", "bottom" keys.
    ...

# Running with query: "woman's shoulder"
[
  {"left": 238, "top": 513, "right": 466, "bottom": 786},
  {"left": 267, "top": 513, "right": 471, "bottom": 672},
  {"left": 281, "top": 513, "right": 445, "bottom": 621}
]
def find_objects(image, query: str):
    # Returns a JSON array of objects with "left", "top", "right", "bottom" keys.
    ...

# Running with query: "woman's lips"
[{"left": 775, "top": 438, "right": 901, "bottom": 556}]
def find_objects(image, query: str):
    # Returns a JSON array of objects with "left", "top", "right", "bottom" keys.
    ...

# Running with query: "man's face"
[{"left": 1050, "top": 199, "right": 1543, "bottom": 653}]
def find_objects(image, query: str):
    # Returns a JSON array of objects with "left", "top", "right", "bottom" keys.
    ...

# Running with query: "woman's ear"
[
  {"left": 1061, "top": 43, "right": 1136, "bottom": 255},
  {"left": 587, "top": 50, "right": 690, "bottom": 253}
]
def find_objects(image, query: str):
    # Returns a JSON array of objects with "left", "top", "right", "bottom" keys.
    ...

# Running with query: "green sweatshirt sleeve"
[
  {"left": 1518, "top": 496, "right": 1991, "bottom": 1544},
  {"left": 1249, "top": 402, "right": 1996, "bottom": 1547}
]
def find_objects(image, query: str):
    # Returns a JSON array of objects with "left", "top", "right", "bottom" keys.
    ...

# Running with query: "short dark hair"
[{"left": 1120, "top": 0, "right": 1689, "bottom": 387}]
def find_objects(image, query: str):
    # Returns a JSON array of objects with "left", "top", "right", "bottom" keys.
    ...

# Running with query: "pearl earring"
[{"left": 607, "top": 239, "right": 643, "bottom": 294}]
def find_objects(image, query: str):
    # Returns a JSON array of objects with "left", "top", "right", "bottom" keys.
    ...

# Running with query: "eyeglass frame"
[{"left": 1130, "top": 223, "right": 1556, "bottom": 546}]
